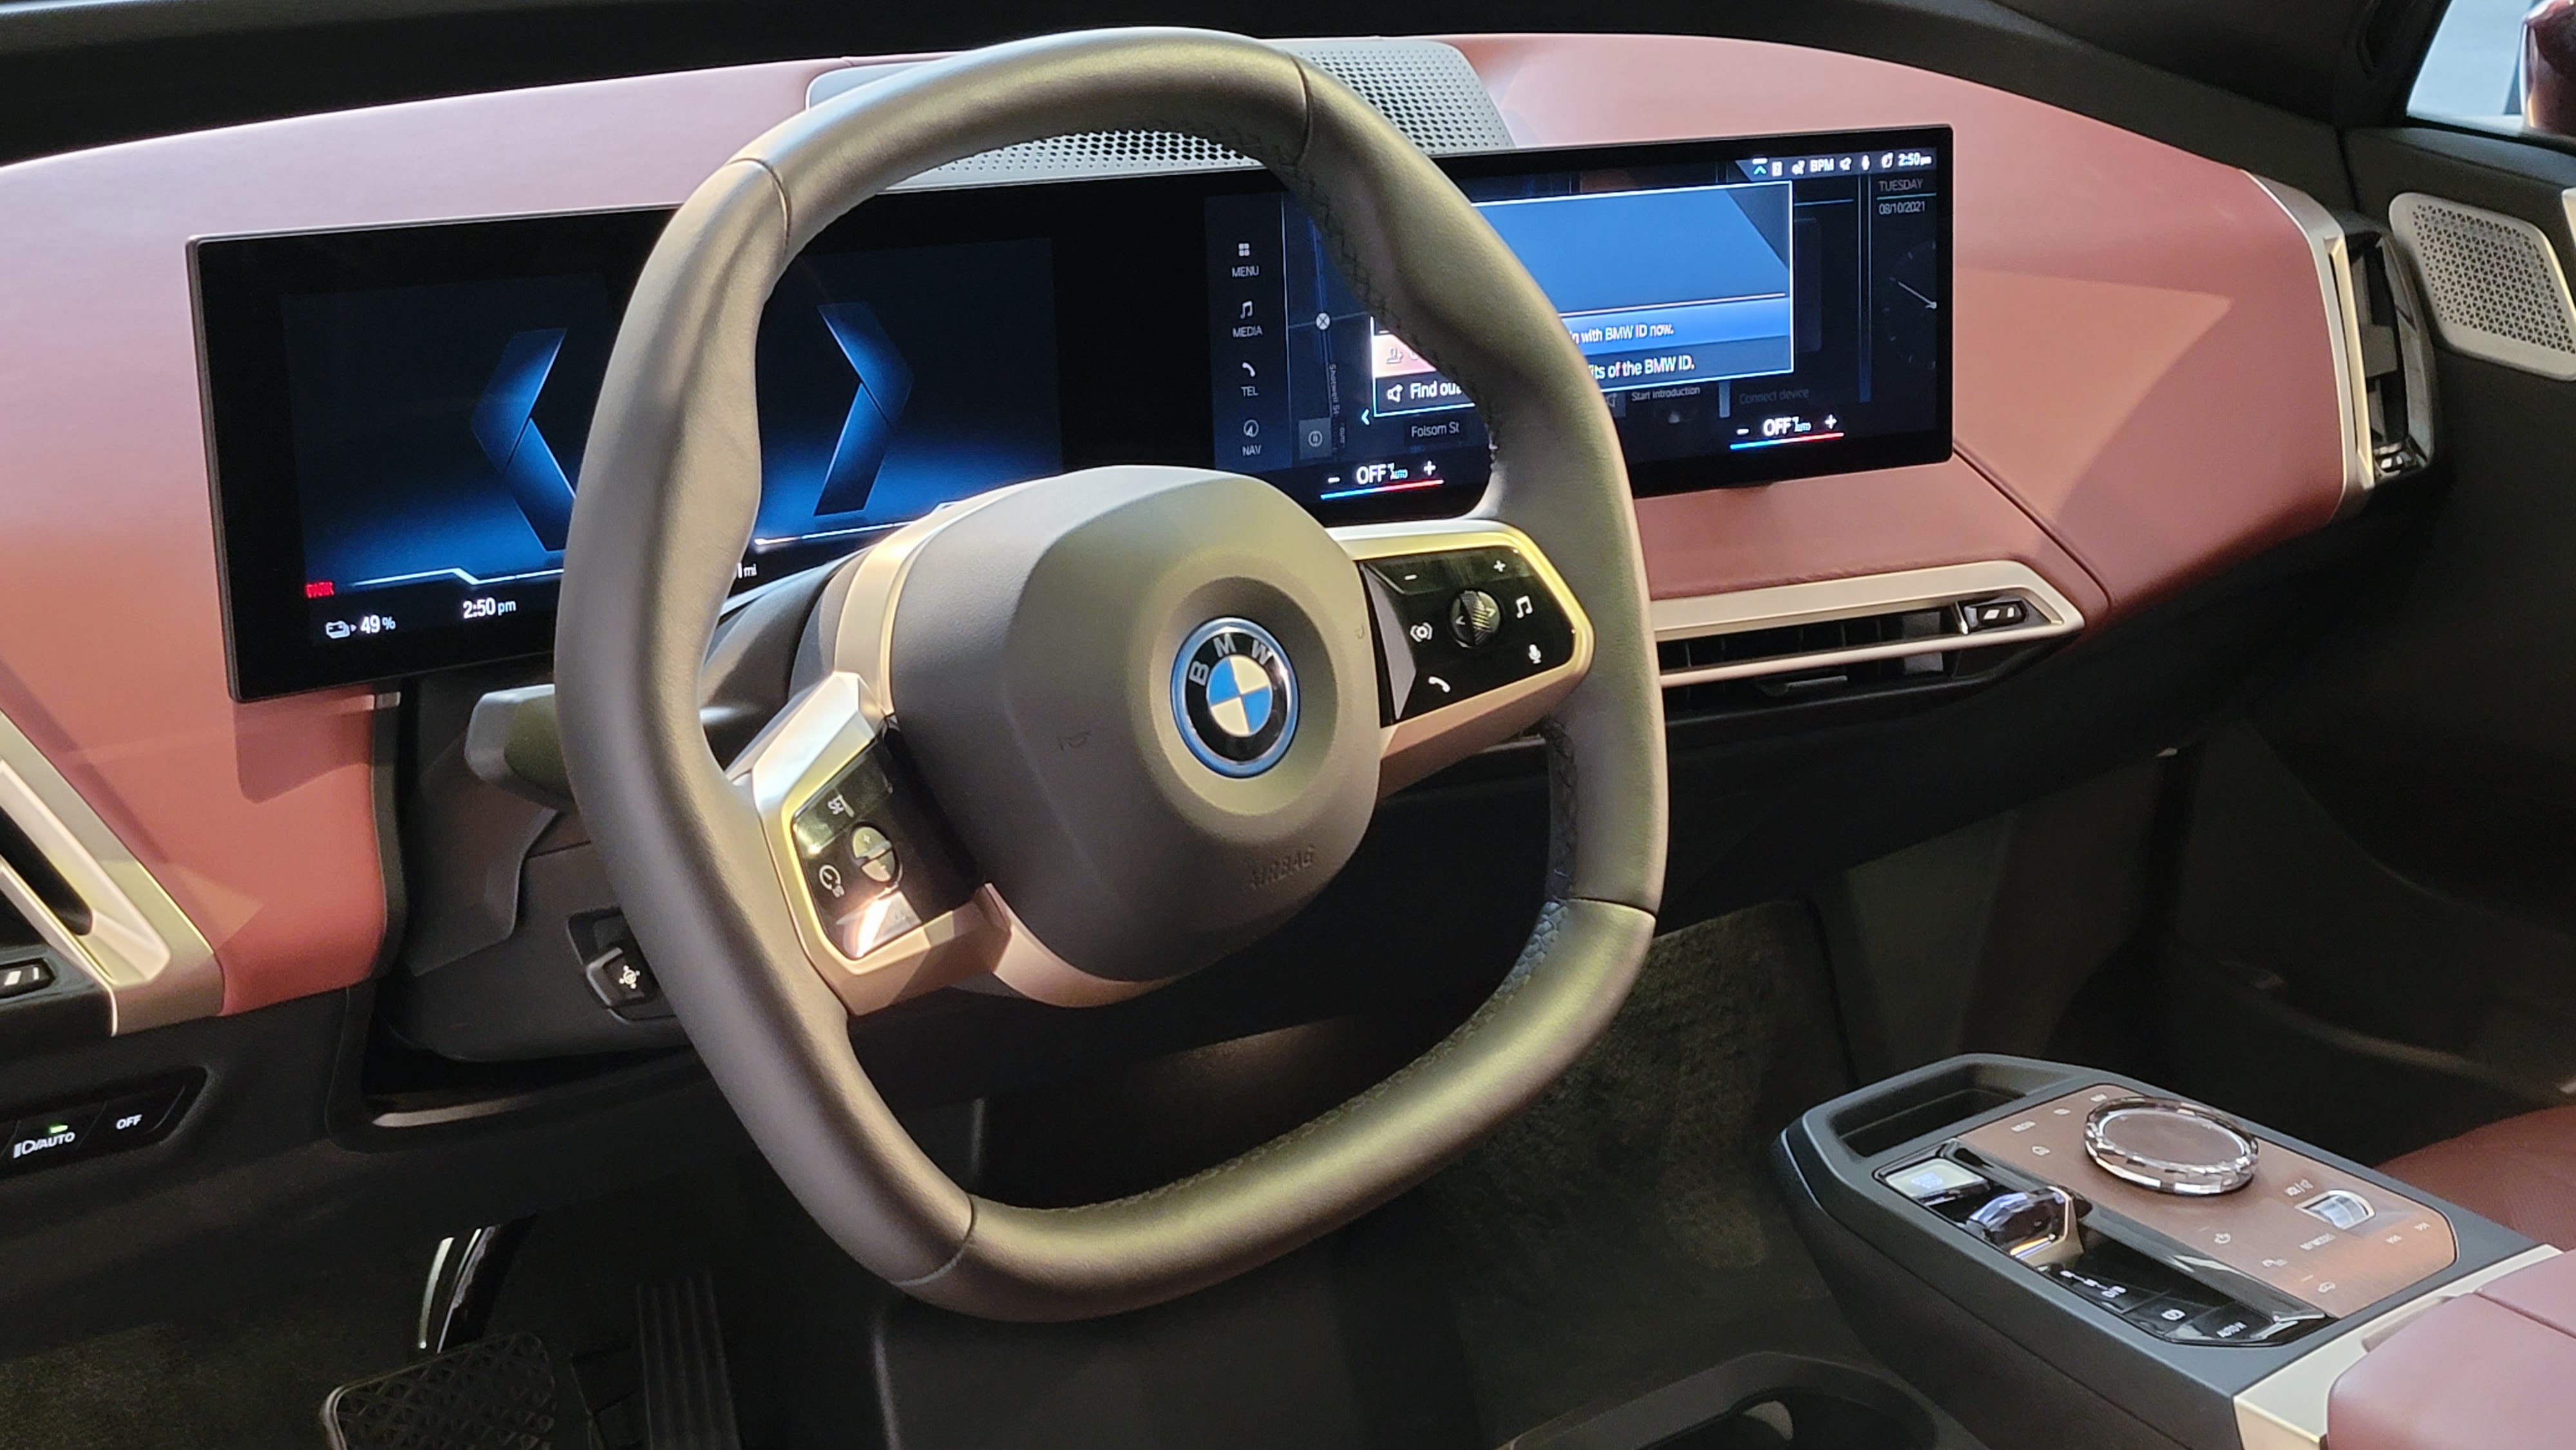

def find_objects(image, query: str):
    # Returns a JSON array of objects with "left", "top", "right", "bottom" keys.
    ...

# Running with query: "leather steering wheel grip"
[{"left": 554, "top": 27, "right": 1667, "bottom": 1321}]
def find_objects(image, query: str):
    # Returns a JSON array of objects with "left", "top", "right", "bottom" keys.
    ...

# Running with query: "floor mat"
[
  {"left": 0, "top": 901, "right": 1880, "bottom": 1450},
  {"left": 1415, "top": 901, "right": 1863, "bottom": 1440},
  {"left": 0, "top": 1245, "right": 422, "bottom": 1450}
]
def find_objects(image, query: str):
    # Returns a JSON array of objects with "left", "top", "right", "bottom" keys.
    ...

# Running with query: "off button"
[{"left": 93, "top": 1087, "right": 180, "bottom": 1149}]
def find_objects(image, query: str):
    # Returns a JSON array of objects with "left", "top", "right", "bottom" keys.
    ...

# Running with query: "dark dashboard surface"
[{"left": 198, "top": 128, "right": 1951, "bottom": 699}]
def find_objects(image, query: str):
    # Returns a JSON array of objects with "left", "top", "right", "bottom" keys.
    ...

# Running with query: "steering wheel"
[{"left": 555, "top": 27, "right": 1666, "bottom": 1322}]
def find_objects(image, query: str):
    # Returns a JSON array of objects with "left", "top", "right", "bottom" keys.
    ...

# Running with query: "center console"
[{"left": 1776, "top": 1057, "right": 2552, "bottom": 1450}]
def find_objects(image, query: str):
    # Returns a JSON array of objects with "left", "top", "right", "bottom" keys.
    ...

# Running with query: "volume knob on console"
[{"left": 2082, "top": 1097, "right": 2260, "bottom": 1196}]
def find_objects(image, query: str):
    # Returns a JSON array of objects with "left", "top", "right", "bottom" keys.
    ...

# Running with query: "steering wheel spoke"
[
  {"left": 1336, "top": 521, "right": 1594, "bottom": 794},
  {"left": 728, "top": 670, "right": 996, "bottom": 1014}
]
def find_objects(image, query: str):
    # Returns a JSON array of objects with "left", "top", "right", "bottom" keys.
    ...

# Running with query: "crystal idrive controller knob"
[{"left": 2083, "top": 1097, "right": 2260, "bottom": 1196}]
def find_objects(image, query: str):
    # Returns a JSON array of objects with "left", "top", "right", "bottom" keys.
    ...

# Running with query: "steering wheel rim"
[{"left": 556, "top": 27, "right": 1667, "bottom": 1321}]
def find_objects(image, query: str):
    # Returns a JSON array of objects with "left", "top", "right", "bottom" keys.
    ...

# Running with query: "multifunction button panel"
[
  {"left": 787, "top": 736, "right": 976, "bottom": 964},
  {"left": 1359, "top": 545, "right": 1578, "bottom": 724},
  {"left": 3, "top": 1071, "right": 198, "bottom": 1178}
]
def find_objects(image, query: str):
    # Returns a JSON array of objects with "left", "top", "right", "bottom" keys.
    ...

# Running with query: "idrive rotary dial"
[{"left": 2082, "top": 1097, "right": 2260, "bottom": 1196}]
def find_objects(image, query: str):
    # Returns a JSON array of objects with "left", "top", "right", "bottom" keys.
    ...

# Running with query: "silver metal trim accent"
[
  {"left": 1649, "top": 561, "right": 2082, "bottom": 690},
  {"left": 805, "top": 38, "right": 1514, "bottom": 189},
  {"left": 2081, "top": 1097, "right": 2261, "bottom": 1196},
  {"left": 0, "top": 707, "right": 218, "bottom": 1035},
  {"left": 2233, "top": 1243, "right": 2561, "bottom": 1450},
  {"left": 2390, "top": 190, "right": 2576, "bottom": 381},
  {"left": 2253, "top": 177, "right": 2376, "bottom": 513}
]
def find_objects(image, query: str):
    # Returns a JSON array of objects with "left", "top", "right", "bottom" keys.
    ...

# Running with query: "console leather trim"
[{"left": 2233, "top": 1244, "right": 2561, "bottom": 1450}]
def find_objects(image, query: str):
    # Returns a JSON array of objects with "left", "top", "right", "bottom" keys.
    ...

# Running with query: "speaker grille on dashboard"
[
  {"left": 806, "top": 39, "right": 1515, "bottom": 187},
  {"left": 2387, "top": 193, "right": 2576, "bottom": 379}
]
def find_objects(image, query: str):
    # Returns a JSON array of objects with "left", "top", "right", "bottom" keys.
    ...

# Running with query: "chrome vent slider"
[{"left": 1651, "top": 561, "right": 2083, "bottom": 694}]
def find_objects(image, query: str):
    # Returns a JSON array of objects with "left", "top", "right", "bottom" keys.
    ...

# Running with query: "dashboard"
[
  {"left": 0, "top": 32, "right": 2356, "bottom": 1027},
  {"left": 199, "top": 129, "right": 1951, "bottom": 699}
]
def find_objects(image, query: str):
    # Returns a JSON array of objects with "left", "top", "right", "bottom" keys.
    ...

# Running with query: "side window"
[{"left": 2413, "top": 0, "right": 2576, "bottom": 136}]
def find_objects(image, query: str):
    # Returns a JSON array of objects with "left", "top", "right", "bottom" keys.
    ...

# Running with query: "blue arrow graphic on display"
[
  {"left": 814, "top": 301, "right": 914, "bottom": 516},
  {"left": 470, "top": 328, "right": 576, "bottom": 551}
]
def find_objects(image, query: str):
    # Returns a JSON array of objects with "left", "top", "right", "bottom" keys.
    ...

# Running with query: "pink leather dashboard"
[{"left": 0, "top": 35, "right": 2350, "bottom": 1017}]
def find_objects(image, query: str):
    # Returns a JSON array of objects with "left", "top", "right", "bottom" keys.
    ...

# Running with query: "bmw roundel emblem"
[{"left": 1172, "top": 617, "right": 1298, "bottom": 778}]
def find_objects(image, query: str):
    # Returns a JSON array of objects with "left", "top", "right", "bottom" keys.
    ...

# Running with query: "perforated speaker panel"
[
  {"left": 2388, "top": 192, "right": 2576, "bottom": 380},
  {"left": 804, "top": 39, "right": 1514, "bottom": 188}
]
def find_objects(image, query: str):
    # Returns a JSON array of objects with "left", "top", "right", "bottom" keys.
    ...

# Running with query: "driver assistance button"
[{"left": 786, "top": 739, "right": 976, "bottom": 962}]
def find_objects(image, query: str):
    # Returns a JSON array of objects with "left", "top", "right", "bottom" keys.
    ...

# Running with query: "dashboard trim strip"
[
  {"left": 1649, "top": 561, "right": 2082, "bottom": 688},
  {"left": 2251, "top": 176, "right": 2375, "bottom": 516},
  {"left": 0, "top": 708, "right": 219, "bottom": 1035}
]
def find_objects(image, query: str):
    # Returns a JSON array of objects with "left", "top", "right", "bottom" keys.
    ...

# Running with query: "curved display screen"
[
  {"left": 1208, "top": 137, "right": 1948, "bottom": 514},
  {"left": 198, "top": 127, "right": 1947, "bottom": 699}
]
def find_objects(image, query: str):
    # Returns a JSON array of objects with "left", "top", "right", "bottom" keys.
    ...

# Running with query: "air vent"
[
  {"left": 2389, "top": 192, "right": 2576, "bottom": 380},
  {"left": 805, "top": 39, "right": 1513, "bottom": 188},
  {"left": 2343, "top": 223, "right": 2436, "bottom": 482},
  {"left": 2257, "top": 178, "right": 2440, "bottom": 510},
  {"left": 1653, "top": 563, "right": 2081, "bottom": 716}
]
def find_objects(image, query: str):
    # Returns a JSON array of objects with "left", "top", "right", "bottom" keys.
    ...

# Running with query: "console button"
[
  {"left": 4, "top": 1104, "right": 99, "bottom": 1172},
  {"left": 2048, "top": 1265, "right": 2154, "bottom": 1312},
  {"left": 2125, "top": 1296, "right": 2206, "bottom": 1335},
  {"left": 1886, "top": 1156, "right": 1989, "bottom": 1204},
  {"left": 0, "top": 958, "right": 52, "bottom": 999},
  {"left": 2297, "top": 1188, "right": 2375, "bottom": 1231},
  {"left": 2183, "top": 1304, "right": 2270, "bottom": 1344}
]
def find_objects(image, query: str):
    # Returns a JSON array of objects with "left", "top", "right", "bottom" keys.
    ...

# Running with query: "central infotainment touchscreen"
[
  {"left": 1206, "top": 138, "right": 1947, "bottom": 513},
  {"left": 199, "top": 127, "right": 1947, "bottom": 699}
]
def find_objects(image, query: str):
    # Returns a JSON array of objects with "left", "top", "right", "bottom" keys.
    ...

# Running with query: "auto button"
[{"left": 5, "top": 1103, "right": 100, "bottom": 1173}]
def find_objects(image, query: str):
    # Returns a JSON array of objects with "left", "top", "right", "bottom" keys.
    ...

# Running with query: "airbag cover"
[{"left": 886, "top": 466, "right": 1379, "bottom": 983}]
